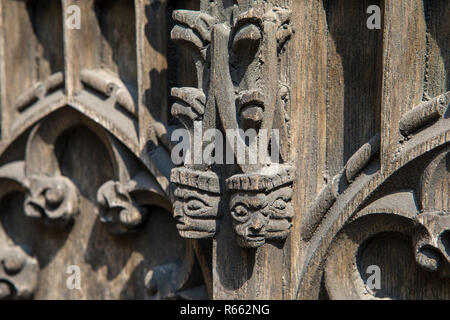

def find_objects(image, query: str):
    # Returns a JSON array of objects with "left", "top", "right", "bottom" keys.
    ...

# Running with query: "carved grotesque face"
[
  {"left": 230, "top": 191, "right": 270, "bottom": 248},
  {"left": 24, "top": 175, "right": 79, "bottom": 226},
  {"left": 231, "top": 20, "right": 265, "bottom": 132},
  {"left": 173, "top": 185, "right": 221, "bottom": 239},
  {"left": 265, "top": 186, "right": 293, "bottom": 240},
  {"left": 230, "top": 185, "right": 293, "bottom": 248},
  {"left": 230, "top": 7, "right": 291, "bottom": 134}
]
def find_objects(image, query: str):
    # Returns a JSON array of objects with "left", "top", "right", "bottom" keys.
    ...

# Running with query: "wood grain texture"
[
  {"left": 326, "top": 0, "right": 382, "bottom": 176},
  {"left": 0, "top": 0, "right": 448, "bottom": 300},
  {"left": 380, "top": 0, "right": 427, "bottom": 167},
  {"left": 423, "top": 0, "right": 449, "bottom": 99},
  {"left": 287, "top": 0, "right": 328, "bottom": 300}
]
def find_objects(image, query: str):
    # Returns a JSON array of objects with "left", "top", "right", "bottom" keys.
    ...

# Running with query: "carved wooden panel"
[{"left": 0, "top": 0, "right": 448, "bottom": 300}]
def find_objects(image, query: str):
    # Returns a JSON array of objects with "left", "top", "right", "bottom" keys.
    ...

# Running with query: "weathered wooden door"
[{"left": 0, "top": 0, "right": 448, "bottom": 300}]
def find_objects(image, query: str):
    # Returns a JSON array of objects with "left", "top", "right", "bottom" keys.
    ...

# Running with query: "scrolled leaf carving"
[
  {"left": 413, "top": 212, "right": 450, "bottom": 276},
  {"left": 0, "top": 245, "right": 39, "bottom": 300},
  {"left": 144, "top": 241, "right": 208, "bottom": 300},
  {"left": 23, "top": 175, "right": 79, "bottom": 227},
  {"left": 413, "top": 145, "right": 450, "bottom": 276},
  {"left": 171, "top": 10, "right": 216, "bottom": 57},
  {"left": 97, "top": 180, "right": 147, "bottom": 235},
  {"left": 321, "top": 145, "right": 450, "bottom": 300}
]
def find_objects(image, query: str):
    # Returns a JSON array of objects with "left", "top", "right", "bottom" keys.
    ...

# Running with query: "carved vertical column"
[
  {"left": 169, "top": 0, "right": 295, "bottom": 299},
  {"left": 62, "top": 0, "right": 83, "bottom": 98},
  {"left": 169, "top": 7, "right": 223, "bottom": 239},
  {"left": 211, "top": 2, "right": 295, "bottom": 299}
]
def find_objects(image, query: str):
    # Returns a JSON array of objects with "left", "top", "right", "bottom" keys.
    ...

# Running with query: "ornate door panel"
[{"left": 0, "top": 0, "right": 448, "bottom": 300}]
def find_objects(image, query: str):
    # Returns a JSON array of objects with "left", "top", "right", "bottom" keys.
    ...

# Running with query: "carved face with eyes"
[
  {"left": 231, "top": 13, "right": 265, "bottom": 132},
  {"left": 265, "top": 186, "right": 294, "bottom": 240},
  {"left": 173, "top": 185, "right": 221, "bottom": 239},
  {"left": 230, "top": 185, "right": 293, "bottom": 248},
  {"left": 230, "top": 191, "right": 270, "bottom": 248},
  {"left": 230, "top": 7, "right": 292, "bottom": 133}
]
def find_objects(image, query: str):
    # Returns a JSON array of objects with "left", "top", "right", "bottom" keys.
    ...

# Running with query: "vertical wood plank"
[
  {"left": 423, "top": 0, "right": 449, "bottom": 98},
  {"left": 62, "top": 0, "right": 81, "bottom": 98},
  {"left": 289, "top": 0, "right": 328, "bottom": 299},
  {"left": 326, "top": 0, "right": 383, "bottom": 176},
  {"left": 0, "top": 1, "right": 5, "bottom": 139},
  {"left": 0, "top": 0, "right": 63, "bottom": 137},
  {"left": 380, "top": 0, "right": 427, "bottom": 167},
  {"left": 135, "top": 0, "right": 168, "bottom": 150},
  {"left": 2, "top": 0, "right": 36, "bottom": 125}
]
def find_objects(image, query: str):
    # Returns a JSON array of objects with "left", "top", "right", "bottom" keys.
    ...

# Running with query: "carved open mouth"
[
  {"left": 175, "top": 217, "right": 186, "bottom": 227},
  {"left": 246, "top": 233, "right": 265, "bottom": 242},
  {"left": 242, "top": 235, "right": 265, "bottom": 248},
  {"left": 176, "top": 217, "right": 214, "bottom": 231},
  {"left": 176, "top": 222, "right": 215, "bottom": 239},
  {"left": 178, "top": 230, "right": 214, "bottom": 239},
  {"left": 238, "top": 89, "right": 265, "bottom": 130}
]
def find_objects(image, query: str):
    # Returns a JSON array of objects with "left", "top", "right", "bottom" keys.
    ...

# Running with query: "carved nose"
[
  {"left": 44, "top": 187, "right": 64, "bottom": 208},
  {"left": 250, "top": 216, "right": 265, "bottom": 233},
  {"left": 173, "top": 204, "right": 183, "bottom": 219}
]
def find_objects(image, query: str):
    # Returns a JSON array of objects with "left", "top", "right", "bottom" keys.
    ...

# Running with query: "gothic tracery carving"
[
  {"left": 303, "top": 140, "right": 450, "bottom": 300},
  {"left": 0, "top": 0, "right": 447, "bottom": 301}
]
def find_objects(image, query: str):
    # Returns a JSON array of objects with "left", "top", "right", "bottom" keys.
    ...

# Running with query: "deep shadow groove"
[
  {"left": 441, "top": 231, "right": 450, "bottom": 258},
  {"left": 326, "top": 0, "right": 383, "bottom": 168},
  {"left": 26, "top": 0, "right": 64, "bottom": 77},
  {"left": 94, "top": 0, "right": 137, "bottom": 88},
  {"left": 423, "top": 0, "right": 449, "bottom": 97},
  {"left": 0, "top": 192, "right": 73, "bottom": 269},
  {"left": 163, "top": 0, "right": 201, "bottom": 124}
]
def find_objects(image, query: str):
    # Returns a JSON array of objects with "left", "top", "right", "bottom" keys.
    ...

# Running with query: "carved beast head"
[
  {"left": 226, "top": 164, "right": 295, "bottom": 248},
  {"left": 171, "top": 168, "right": 222, "bottom": 239}
]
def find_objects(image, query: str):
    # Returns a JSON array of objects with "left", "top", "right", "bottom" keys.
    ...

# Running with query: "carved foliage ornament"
[
  {"left": 321, "top": 145, "right": 450, "bottom": 299},
  {"left": 0, "top": 244, "right": 39, "bottom": 300},
  {"left": 0, "top": 107, "right": 174, "bottom": 298},
  {"left": 24, "top": 175, "right": 79, "bottom": 227},
  {"left": 295, "top": 89, "right": 450, "bottom": 299},
  {"left": 97, "top": 180, "right": 147, "bottom": 235},
  {"left": 169, "top": 3, "right": 294, "bottom": 248}
]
